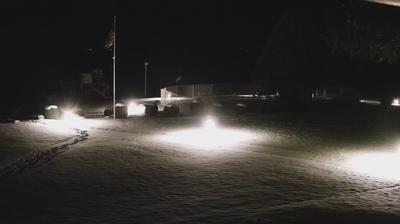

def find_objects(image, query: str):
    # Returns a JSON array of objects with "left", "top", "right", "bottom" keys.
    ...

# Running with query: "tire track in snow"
[{"left": 0, "top": 129, "right": 89, "bottom": 180}]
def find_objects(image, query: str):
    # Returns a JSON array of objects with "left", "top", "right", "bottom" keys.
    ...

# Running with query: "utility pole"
[
  {"left": 144, "top": 61, "right": 149, "bottom": 97},
  {"left": 113, "top": 16, "right": 117, "bottom": 119}
]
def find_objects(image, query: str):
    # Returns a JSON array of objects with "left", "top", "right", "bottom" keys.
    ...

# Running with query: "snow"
[
  {"left": 1, "top": 115, "right": 400, "bottom": 223},
  {"left": 0, "top": 121, "right": 76, "bottom": 167}
]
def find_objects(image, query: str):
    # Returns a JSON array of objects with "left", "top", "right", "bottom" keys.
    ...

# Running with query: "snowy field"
[
  {"left": 0, "top": 121, "right": 76, "bottom": 168},
  {"left": 1, "top": 114, "right": 400, "bottom": 223}
]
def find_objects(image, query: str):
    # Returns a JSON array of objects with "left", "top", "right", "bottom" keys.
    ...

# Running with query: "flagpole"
[{"left": 113, "top": 16, "right": 116, "bottom": 120}]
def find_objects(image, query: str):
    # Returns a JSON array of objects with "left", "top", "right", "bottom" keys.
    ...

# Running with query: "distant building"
[
  {"left": 312, "top": 87, "right": 359, "bottom": 102},
  {"left": 160, "top": 83, "right": 260, "bottom": 114},
  {"left": 161, "top": 84, "right": 259, "bottom": 104}
]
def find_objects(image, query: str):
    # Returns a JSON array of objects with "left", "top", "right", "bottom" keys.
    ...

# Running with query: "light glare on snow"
[
  {"left": 62, "top": 110, "right": 82, "bottom": 121},
  {"left": 347, "top": 151, "right": 400, "bottom": 180},
  {"left": 202, "top": 116, "right": 216, "bottom": 129},
  {"left": 159, "top": 117, "right": 255, "bottom": 150},
  {"left": 43, "top": 109, "right": 97, "bottom": 132},
  {"left": 44, "top": 105, "right": 58, "bottom": 110},
  {"left": 127, "top": 102, "right": 145, "bottom": 116},
  {"left": 391, "top": 98, "right": 400, "bottom": 106},
  {"left": 160, "top": 128, "right": 255, "bottom": 149}
]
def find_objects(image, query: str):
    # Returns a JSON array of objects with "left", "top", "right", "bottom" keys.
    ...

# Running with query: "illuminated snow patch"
[
  {"left": 44, "top": 105, "right": 58, "bottom": 110},
  {"left": 346, "top": 152, "right": 400, "bottom": 180},
  {"left": 158, "top": 116, "right": 257, "bottom": 149},
  {"left": 43, "top": 119, "right": 100, "bottom": 133},
  {"left": 203, "top": 116, "right": 216, "bottom": 129},
  {"left": 43, "top": 110, "right": 99, "bottom": 132},
  {"left": 158, "top": 127, "right": 255, "bottom": 149}
]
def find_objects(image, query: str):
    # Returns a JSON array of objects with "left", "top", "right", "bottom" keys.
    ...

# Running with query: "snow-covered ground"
[
  {"left": 0, "top": 120, "right": 76, "bottom": 167},
  {"left": 1, "top": 114, "right": 400, "bottom": 223}
]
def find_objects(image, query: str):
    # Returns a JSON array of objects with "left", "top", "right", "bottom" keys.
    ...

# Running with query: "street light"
[
  {"left": 144, "top": 61, "right": 149, "bottom": 97},
  {"left": 127, "top": 102, "right": 145, "bottom": 116}
]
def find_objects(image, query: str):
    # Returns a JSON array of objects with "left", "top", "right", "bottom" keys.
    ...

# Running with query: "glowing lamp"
[
  {"left": 203, "top": 116, "right": 216, "bottom": 129},
  {"left": 127, "top": 102, "right": 145, "bottom": 116},
  {"left": 61, "top": 110, "right": 82, "bottom": 121},
  {"left": 392, "top": 98, "right": 400, "bottom": 106}
]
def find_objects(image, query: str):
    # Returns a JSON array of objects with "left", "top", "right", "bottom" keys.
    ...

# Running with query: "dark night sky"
[
  {"left": 3, "top": 0, "right": 397, "bottom": 107},
  {"left": 0, "top": 0, "right": 310, "bottom": 105}
]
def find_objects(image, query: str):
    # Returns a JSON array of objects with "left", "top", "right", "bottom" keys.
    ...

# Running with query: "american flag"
[{"left": 105, "top": 28, "right": 115, "bottom": 50}]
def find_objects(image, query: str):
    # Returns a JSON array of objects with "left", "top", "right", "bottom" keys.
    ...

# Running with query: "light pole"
[
  {"left": 113, "top": 16, "right": 117, "bottom": 120},
  {"left": 144, "top": 61, "right": 149, "bottom": 97}
]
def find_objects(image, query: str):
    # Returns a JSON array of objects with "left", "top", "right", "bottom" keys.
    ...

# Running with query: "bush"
[
  {"left": 190, "top": 102, "right": 204, "bottom": 115},
  {"left": 44, "top": 108, "right": 60, "bottom": 119},
  {"left": 104, "top": 108, "right": 113, "bottom": 117},
  {"left": 145, "top": 104, "right": 158, "bottom": 116},
  {"left": 115, "top": 106, "right": 128, "bottom": 118},
  {"left": 163, "top": 105, "right": 179, "bottom": 117}
]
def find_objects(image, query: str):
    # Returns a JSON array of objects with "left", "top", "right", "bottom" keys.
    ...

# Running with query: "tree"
[
  {"left": 325, "top": 0, "right": 400, "bottom": 64},
  {"left": 253, "top": 8, "right": 326, "bottom": 99},
  {"left": 324, "top": 0, "right": 400, "bottom": 107}
]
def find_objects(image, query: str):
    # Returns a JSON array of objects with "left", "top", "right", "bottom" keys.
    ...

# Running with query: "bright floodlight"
[
  {"left": 203, "top": 116, "right": 216, "bottom": 129},
  {"left": 42, "top": 109, "right": 94, "bottom": 132},
  {"left": 62, "top": 110, "right": 82, "bottom": 121},
  {"left": 392, "top": 98, "right": 400, "bottom": 106},
  {"left": 127, "top": 102, "right": 145, "bottom": 116},
  {"left": 346, "top": 152, "right": 400, "bottom": 180}
]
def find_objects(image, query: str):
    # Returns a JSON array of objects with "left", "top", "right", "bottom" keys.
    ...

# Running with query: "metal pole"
[
  {"left": 113, "top": 16, "right": 116, "bottom": 120},
  {"left": 144, "top": 62, "right": 149, "bottom": 97}
]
